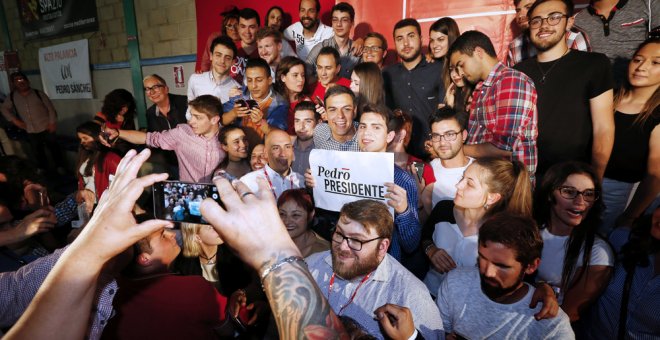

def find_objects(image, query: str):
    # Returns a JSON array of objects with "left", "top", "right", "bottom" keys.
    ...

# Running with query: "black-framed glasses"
[
  {"left": 144, "top": 84, "right": 165, "bottom": 93},
  {"left": 529, "top": 12, "right": 568, "bottom": 29},
  {"left": 332, "top": 230, "right": 383, "bottom": 251},
  {"left": 557, "top": 186, "right": 599, "bottom": 202},
  {"left": 429, "top": 130, "right": 462, "bottom": 142}
]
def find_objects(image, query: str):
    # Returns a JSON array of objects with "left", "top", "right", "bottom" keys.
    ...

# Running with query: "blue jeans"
[{"left": 600, "top": 177, "right": 635, "bottom": 236}]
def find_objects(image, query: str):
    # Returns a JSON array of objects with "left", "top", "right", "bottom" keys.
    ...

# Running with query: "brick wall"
[{"left": 0, "top": 0, "right": 197, "bottom": 70}]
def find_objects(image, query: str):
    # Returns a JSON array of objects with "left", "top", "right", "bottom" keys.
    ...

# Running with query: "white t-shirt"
[
  {"left": 537, "top": 228, "right": 614, "bottom": 301},
  {"left": 284, "top": 22, "right": 334, "bottom": 61},
  {"left": 423, "top": 221, "right": 478, "bottom": 296},
  {"left": 438, "top": 268, "right": 575, "bottom": 339},
  {"left": 430, "top": 157, "right": 473, "bottom": 207}
]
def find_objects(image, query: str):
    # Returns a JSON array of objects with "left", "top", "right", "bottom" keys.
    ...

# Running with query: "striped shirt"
[
  {"left": 0, "top": 247, "right": 117, "bottom": 340},
  {"left": 586, "top": 228, "right": 660, "bottom": 339},
  {"left": 146, "top": 124, "right": 225, "bottom": 183},
  {"left": 391, "top": 165, "right": 421, "bottom": 261},
  {"left": 467, "top": 62, "right": 538, "bottom": 180}
]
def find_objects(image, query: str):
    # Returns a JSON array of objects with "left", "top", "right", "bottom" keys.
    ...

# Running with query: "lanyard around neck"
[
  {"left": 262, "top": 168, "right": 293, "bottom": 198},
  {"left": 327, "top": 271, "right": 373, "bottom": 315}
]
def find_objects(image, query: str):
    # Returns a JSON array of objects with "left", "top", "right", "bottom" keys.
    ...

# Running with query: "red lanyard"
[
  {"left": 262, "top": 168, "right": 293, "bottom": 198},
  {"left": 327, "top": 271, "right": 372, "bottom": 315}
]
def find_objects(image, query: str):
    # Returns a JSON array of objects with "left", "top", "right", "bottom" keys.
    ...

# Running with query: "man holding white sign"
[{"left": 309, "top": 103, "right": 421, "bottom": 263}]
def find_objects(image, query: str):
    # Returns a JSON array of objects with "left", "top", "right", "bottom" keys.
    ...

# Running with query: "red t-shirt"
[
  {"left": 407, "top": 155, "right": 436, "bottom": 185},
  {"left": 101, "top": 275, "right": 229, "bottom": 340},
  {"left": 311, "top": 77, "right": 351, "bottom": 103}
]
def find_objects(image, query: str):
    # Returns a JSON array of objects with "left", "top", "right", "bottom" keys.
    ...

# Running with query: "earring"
[{"left": 484, "top": 203, "right": 490, "bottom": 210}]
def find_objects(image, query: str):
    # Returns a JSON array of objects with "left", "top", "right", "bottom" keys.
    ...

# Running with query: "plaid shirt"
[
  {"left": 467, "top": 62, "right": 538, "bottom": 180},
  {"left": 506, "top": 28, "right": 592, "bottom": 67}
]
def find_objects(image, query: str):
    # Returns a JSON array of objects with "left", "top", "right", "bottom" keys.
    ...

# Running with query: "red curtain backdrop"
[{"left": 194, "top": 0, "right": 590, "bottom": 69}]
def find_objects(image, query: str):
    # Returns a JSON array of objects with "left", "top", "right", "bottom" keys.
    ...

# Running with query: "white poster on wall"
[
  {"left": 309, "top": 149, "right": 394, "bottom": 214},
  {"left": 38, "top": 39, "right": 92, "bottom": 99}
]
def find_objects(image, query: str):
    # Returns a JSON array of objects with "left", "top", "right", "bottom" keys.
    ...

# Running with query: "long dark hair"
[
  {"left": 615, "top": 37, "right": 660, "bottom": 127},
  {"left": 535, "top": 161, "right": 606, "bottom": 291},
  {"left": 275, "top": 56, "right": 307, "bottom": 101},
  {"left": 216, "top": 125, "right": 248, "bottom": 170},
  {"left": 76, "top": 121, "right": 108, "bottom": 177},
  {"left": 101, "top": 89, "right": 136, "bottom": 125}
]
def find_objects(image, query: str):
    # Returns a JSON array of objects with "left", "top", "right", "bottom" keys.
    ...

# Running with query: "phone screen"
[{"left": 152, "top": 181, "right": 222, "bottom": 225}]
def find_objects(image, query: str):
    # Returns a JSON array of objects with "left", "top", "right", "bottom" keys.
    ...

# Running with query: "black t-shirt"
[
  {"left": 515, "top": 50, "right": 613, "bottom": 176},
  {"left": 604, "top": 110, "right": 659, "bottom": 183}
]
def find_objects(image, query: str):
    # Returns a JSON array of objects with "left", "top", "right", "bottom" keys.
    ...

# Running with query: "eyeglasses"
[
  {"left": 144, "top": 84, "right": 165, "bottom": 93},
  {"left": 429, "top": 130, "right": 462, "bottom": 142},
  {"left": 529, "top": 12, "right": 568, "bottom": 29},
  {"left": 363, "top": 46, "right": 383, "bottom": 53},
  {"left": 557, "top": 186, "right": 599, "bottom": 202},
  {"left": 225, "top": 24, "right": 238, "bottom": 31},
  {"left": 332, "top": 230, "right": 383, "bottom": 251}
]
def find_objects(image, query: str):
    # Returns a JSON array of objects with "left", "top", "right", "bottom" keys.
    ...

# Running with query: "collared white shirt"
[
  {"left": 239, "top": 164, "right": 303, "bottom": 199},
  {"left": 187, "top": 71, "right": 240, "bottom": 103},
  {"left": 306, "top": 251, "right": 444, "bottom": 340}
]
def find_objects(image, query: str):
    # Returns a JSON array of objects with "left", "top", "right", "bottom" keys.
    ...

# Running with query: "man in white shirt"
[
  {"left": 240, "top": 129, "right": 303, "bottom": 198},
  {"left": 306, "top": 199, "right": 443, "bottom": 339},
  {"left": 420, "top": 107, "right": 473, "bottom": 217},
  {"left": 438, "top": 213, "right": 575, "bottom": 339},
  {"left": 284, "top": 0, "right": 334, "bottom": 60},
  {"left": 187, "top": 36, "right": 240, "bottom": 105}
]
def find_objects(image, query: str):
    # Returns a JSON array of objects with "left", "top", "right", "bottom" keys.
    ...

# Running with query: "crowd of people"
[{"left": 0, "top": 0, "right": 658, "bottom": 339}]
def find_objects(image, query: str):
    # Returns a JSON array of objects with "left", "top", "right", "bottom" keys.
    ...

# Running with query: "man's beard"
[
  {"left": 400, "top": 48, "right": 421, "bottom": 63},
  {"left": 331, "top": 247, "right": 381, "bottom": 280},
  {"left": 301, "top": 17, "right": 318, "bottom": 30},
  {"left": 532, "top": 30, "right": 565, "bottom": 52},
  {"left": 479, "top": 270, "right": 524, "bottom": 300}
]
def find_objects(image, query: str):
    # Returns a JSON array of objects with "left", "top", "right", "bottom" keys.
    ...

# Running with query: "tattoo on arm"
[{"left": 261, "top": 253, "right": 347, "bottom": 339}]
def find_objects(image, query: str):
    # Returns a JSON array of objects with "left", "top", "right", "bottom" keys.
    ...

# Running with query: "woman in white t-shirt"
[
  {"left": 421, "top": 158, "right": 533, "bottom": 296},
  {"left": 535, "top": 161, "right": 615, "bottom": 322}
]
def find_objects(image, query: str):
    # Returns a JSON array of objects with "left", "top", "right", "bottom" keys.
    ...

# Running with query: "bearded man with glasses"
[
  {"left": 514, "top": 0, "right": 614, "bottom": 183},
  {"left": 306, "top": 199, "right": 443, "bottom": 340}
]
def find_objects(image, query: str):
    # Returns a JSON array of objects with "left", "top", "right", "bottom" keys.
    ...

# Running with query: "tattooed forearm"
[{"left": 261, "top": 254, "right": 348, "bottom": 339}]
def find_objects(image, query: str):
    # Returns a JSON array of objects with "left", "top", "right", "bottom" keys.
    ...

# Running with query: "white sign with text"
[
  {"left": 38, "top": 39, "right": 92, "bottom": 99},
  {"left": 309, "top": 150, "right": 394, "bottom": 213}
]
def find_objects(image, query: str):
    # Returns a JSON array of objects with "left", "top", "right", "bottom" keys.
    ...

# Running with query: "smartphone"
[
  {"left": 152, "top": 180, "right": 223, "bottom": 225},
  {"left": 235, "top": 99, "right": 248, "bottom": 108},
  {"left": 314, "top": 95, "right": 324, "bottom": 107},
  {"left": 412, "top": 161, "right": 424, "bottom": 182},
  {"left": 246, "top": 99, "right": 259, "bottom": 109}
]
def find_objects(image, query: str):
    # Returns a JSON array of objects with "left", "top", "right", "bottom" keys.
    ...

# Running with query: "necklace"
[
  {"left": 200, "top": 252, "right": 217, "bottom": 265},
  {"left": 535, "top": 48, "right": 570, "bottom": 84}
]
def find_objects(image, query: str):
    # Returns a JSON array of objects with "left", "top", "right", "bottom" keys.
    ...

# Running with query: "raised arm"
[
  {"left": 201, "top": 178, "right": 347, "bottom": 339},
  {"left": 4, "top": 149, "right": 171, "bottom": 340}
]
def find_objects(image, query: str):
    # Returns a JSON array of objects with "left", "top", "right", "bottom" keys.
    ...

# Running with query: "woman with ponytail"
[
  {"left": 421, "top": 158, "right": 533, "bottom": 295},
  {"left": 535, "top": 161, "right": 614, "bottom": 323}
]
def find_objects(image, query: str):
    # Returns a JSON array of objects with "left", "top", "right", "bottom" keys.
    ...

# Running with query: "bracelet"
[
  {"left": 424, "top": 243, "right": 434, "bottom": 255},
  {"left": 260, "top": 256, "right": 305, "bottom": 284}
]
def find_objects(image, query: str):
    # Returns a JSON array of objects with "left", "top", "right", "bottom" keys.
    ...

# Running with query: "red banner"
[{"left": 194, "top": 0, "right": 589, "bottom": 69}]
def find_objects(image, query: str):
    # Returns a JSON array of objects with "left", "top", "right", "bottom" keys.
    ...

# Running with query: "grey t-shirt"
[{"left": 437, "top": 267, "right": 575, "bottom": 339}]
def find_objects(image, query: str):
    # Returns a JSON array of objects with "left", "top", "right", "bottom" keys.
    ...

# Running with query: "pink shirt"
[{"left": 146, "top": 124, "right": 225, "bottom": 183}]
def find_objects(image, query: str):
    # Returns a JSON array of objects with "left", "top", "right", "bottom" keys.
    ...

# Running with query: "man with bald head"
[{"left": 240, "top": 129, "right": 304, "bottom": 198}]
